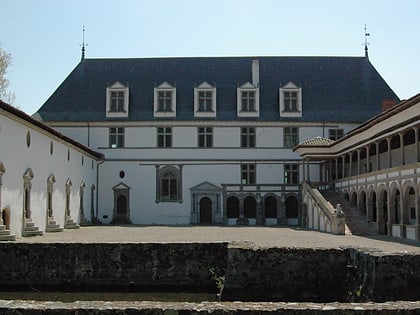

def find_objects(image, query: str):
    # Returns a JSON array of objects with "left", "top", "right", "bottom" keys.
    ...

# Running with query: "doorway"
[{"left": 200, "top": 197, "right": 212, "bottom": 224}]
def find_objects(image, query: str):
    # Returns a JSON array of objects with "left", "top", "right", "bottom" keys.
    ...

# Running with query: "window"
[
  {"left": 329, "top": 128, "right": 344, "bottom": 140},
  {"left": 279, "top": 82, "right": 302, "bottom": 118},
  {"left": 241, "top": 163, "right": 256, "bottom": 184},
  {"left": 106, "top": 82, "right": 129, "bottom": 118},
  {"left": 154, "top": 82, "right": 176, "bottom": 117},
  {"left": 198, "top": 127, "right": 213, "bottom": 148},
  {"left": 156, "top": 165, "right": 182, "bottom": 203},
  {"left": 237, "top": 82, "right": 259, "bottom": 117},
  {"left": 284, "top": 127, "right": 299, "bottom": 148},
  {"left": 194, "top": 82, "right": 217, "bottom": 117},
  {"left": 157, "top": 127, "right": 172, "bottom": 148},
  {"left": 284, "top": 164, "right": 299, "bottom": 184},
  {"left": 109, "top": 127, "right": 125, "bottom": 148},
  {"left": 241, "top": 127, "right": 256, "bottom": 148}
]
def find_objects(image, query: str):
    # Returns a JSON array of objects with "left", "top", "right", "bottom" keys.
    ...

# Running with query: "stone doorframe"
[
  {"left": 112, "top": 182, "right": 131, "bottom": 224},
  {"left": 190, "top": 181, "right": 222, "bottom": 224}
]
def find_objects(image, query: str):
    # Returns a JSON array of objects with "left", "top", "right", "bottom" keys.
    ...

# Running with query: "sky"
[{"left": 1, "top": 0, "right": 419, "bottom": 114}]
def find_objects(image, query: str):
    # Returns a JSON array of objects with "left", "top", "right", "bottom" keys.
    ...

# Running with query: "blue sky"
[{"left": 1, "top": 0, "right": 419, "bottom": 114}]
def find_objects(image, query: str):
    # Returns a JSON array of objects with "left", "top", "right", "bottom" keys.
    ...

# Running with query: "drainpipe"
[{"left": 95, "top": 159, "right": 105, "bottom": 223}]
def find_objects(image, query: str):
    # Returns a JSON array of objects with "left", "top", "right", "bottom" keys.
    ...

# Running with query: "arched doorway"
[
  {"left": 200, "top": 197, "right": 212, "bottom": 224},
  {"left": 112, "top": 182, "right": 131, "bottom": 224},
  {"left": 1, "top": 208, "right": 10, "bottom": 229},
  {"left": 359, "top": 191, "right": 367, "bottom": 216},
  {"left": 370, "top": 191, "right": 377, "bottom": 223},
  {"left": 286, "top": 195, "right": 299, "bottom": 225},
  {"left": 117, "top": 195, "right": 127, "bottom": 216},
  {"left": 226, "top": 196, "right": 239, "bottom": 219},
  {"left": 244, "top": 196, "right": 257, "bottom": 219},
  {"left": 379, "top": 190, "right": 388, "bottom": 235},
  {"left": 264, "top": 196, "right": 277, "bottom": 219}
]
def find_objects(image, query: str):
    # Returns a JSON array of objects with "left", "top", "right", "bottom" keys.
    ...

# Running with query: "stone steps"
[
  {"left": 321, "top": 190, "right": 376, "bottom": 236},
  {"left": 79, "top": 214, "right": 91, "bottom": 226},
  {"left": 46, "top": 217, "right": 64, "bottom": 233},
  {"left": 0, "top": 225, "right": 15, "bottom": 241},
  {"left": 65, "top": 216, "right": 80, "bottom": 229},
  {"left": 22, "top": 219, "right": 43, "bottom": 237}
]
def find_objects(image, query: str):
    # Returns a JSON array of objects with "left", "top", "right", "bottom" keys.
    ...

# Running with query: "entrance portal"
[
  {"left": 111, "top": 182, "right": 131, "bottom": 224},
  {"left": 199, "top": 197, "right": 212, "bottom": 224}
]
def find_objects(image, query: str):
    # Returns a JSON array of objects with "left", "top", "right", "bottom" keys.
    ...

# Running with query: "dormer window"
[
  {"left": 154, "top": 82, "right": 176, "bottom": 117},
  {"left": 280, "top": 82, "right": 302, "bottom": 118},
  {"left": 194, "top": 82, "right": 216, "bottom": 117},
  {"left": 106, "top": 82, "right": 129, "bottom": 118},
  {"left": 237, "top": 82, "right": 259, "bottom": 117}
]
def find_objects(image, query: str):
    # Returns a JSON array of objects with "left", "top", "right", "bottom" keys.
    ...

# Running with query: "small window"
[
  {"left": 109, "top": 127, "right": 125, "bottom": 148},
  {"left": 157, "top": 127, "right": 172, "bottom": 148},
  {"left": 241, "top": 127, "right": 256, "bottom": 148},
  {"left": 284, "top": 164, "right": 299, "bottom": 184},
  {"left": 154, "top": 82, "right": 176, "bottom": 117},
  {"left": 194, "top": 82, "right": 217, "bottom": 117},
  {"left": 329, "top": 128, "right": 344, "bottom": 140},
  {"left": 26, "top": 131, "right": 31, "bottom": 148},
  {"left": 198, "top": 127, "right": 213, "bottom": 148},
  {"left": 237, "top": 82, "right": 259, "bottom": 117},
  {"left": 284, "top": 127, "right": 299, "bottom": 148},
  {"left": 106, "top": 82, "right": 129, "bottom": 118},
  {"left": 280, "top": 82, "right": 302, "bottom": 118},
  {"left": 241, "top": 163, "right": 256, "bottom": 184},
  {"left": 50, "top": 141, "right": 54, "bottom": 155}
]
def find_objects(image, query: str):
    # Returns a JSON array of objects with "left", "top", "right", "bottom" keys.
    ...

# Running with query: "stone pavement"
[{"left": 15, "top": 225, "right": 420, "bottom": 254}]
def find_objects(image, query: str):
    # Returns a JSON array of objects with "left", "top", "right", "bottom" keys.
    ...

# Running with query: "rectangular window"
[
  {"left": 241, "top": 163, "right": 256, "bottom": 184},
  {"left": 110, "top": 91, "right": 125, "bottom": 112},
  {"left": 161, "top": 177, "right": 178, "bottom": 201},
  {"left": 284, "top": 164, "right": 299, "bottom": 184},
  {"left": 157, "top": 91, "right": 173, "bottom": 112},
  {"left": 157, "top": 127, "right": 172, "bottom": 148},
  {"left": 283, "top": 91, "right": 298, "bottom": 112},
  {"left": 198, "top": 127, "right": 213, "bottom": 148},
  {"left": 329, "top": 128, "right": 344, "bottom": 140},
  {"left": 284, "top": 127, "right": 299, "bottom": 148},
  {"left": 198, "top": 91, "right": 213, "bottom": 112},
  {"left": 241, "top": 127, "right": 256, "bottom": 148},
  {"left": 241, "top": 91, "right": 256, "bottom": 112},
  {"left": 109, "top": 127, "right": 125, "bottom": 148}
]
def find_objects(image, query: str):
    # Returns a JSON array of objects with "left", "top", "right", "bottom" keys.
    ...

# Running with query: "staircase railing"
[{"left": 302, "top": 182, "right": 345, "bottom": 235}]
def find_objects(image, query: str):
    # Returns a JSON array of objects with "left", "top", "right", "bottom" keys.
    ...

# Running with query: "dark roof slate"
[{"left": 36, "top": 56, "right": 399, "bottom": 123}]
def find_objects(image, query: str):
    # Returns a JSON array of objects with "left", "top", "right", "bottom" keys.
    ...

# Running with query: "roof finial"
[
  {"left": 80, "top": 25, "right": 88, "bottom": 61},
  {"left": 364, "top": 24, "right": 370, "bottom": 60}
]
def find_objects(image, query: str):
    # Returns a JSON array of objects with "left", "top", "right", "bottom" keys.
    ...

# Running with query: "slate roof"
[
  {"left": 296, "top": 136, "right": 335, "bottom": 147},
  {"left": 36, "top": 56, "right": 399, "bottom": 123}
]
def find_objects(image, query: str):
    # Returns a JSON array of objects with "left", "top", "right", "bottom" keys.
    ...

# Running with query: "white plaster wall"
[
  {"left": 126, "top": 127, "right": 156, "bottom": 147},
  {"left": 173, "top": 127, "right": 196, "bottom": 147},
  {"left": 214, "top": 127, "right": 239, "bottom": 147},
  {"left": 0, "top": 114, "right": 98, "bottom": 237},
  {"left": 257, "top": 164, "right": 283, "bottom": 184},
  {"left": 256, "top": 127, "right": 282, "bottom": 147}
]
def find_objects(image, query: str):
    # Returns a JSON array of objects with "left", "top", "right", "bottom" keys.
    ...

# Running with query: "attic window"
[
  {"left": 194, "top": 82, "right": 216, "bottom": 117},
  {"left": 106, "top": 82, "right": 129, "bottom": 118},
  {"left": 154, "top": 82, "right": 176, "bottom": 118},
  {"left": 237, "top": 82, "right": 259, "bottom": 117},
  {"left": 279, "top": 82, "right": 302, "bottom": 118}
]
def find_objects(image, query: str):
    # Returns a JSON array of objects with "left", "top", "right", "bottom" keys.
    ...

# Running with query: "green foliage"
[{"left": 0, "top": 43, "right": 16, "bottom": 105}]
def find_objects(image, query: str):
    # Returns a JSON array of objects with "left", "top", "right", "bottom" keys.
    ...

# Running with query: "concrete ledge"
[{"left": 1, "top": 300, "right": 420, "bottom": 314}]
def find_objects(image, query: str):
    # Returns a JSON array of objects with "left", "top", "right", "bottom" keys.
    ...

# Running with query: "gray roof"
[{"left": 36, "top": 56, "right": 399, "bottom": 123}]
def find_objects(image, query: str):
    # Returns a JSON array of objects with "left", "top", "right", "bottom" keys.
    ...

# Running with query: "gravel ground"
[{"left": 14, "top": 225, "right": 420, "bottom": 254}]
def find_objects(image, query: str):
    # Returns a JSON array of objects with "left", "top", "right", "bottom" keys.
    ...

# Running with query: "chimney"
[
  {"left": 382, "top": 99, "right": 397, "bottom": 111},
  {"left": 252, "top": 60, "right": 259, "bottom": 86}
]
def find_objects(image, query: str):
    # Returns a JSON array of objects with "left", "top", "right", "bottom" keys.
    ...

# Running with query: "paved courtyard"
[{"left": 15, "top": 225, "right": 420, "bottom": 254}]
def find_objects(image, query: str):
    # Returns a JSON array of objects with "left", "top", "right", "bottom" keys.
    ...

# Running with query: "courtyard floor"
[{"left": 14, "top": 225, "right": 420, "bottom": 254}]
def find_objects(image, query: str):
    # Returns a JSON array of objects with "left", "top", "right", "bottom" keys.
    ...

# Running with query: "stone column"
[
  {"left": 366, "top": 145, "right": 370, "bottom": 173},
  {"left": 334, "top": 158, "right": 338, "bottom": 181},
  {"left": 387, "top": 137, "right": 392, "bottom": 168},
  {"left": 306, "top": 159, "right": 310, "bottom": 182},
  {"left": 342, "top": 155, "right": 346, "bottom": 179},
  {"left": 302, "top": 160, "right": 306, "bottom": 182},
  {"left": 415, "top": 126, "right": 419, "bottom": 162},
  {"left": 376, "top": 141, "right": 380, "bottom": 171},
  {"left": 357, "top": 149, "right": 361, "bottom": 176},
  {"left": 400, "top": 132, "right": 405, "bottom": 165},
  {"left": 349, "top": 152, "right": 353, "bottom": 177}
]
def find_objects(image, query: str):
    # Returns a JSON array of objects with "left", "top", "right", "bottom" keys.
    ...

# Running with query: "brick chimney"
[{"left": 382, "top": 99, "right": 397, "bottom": 111}]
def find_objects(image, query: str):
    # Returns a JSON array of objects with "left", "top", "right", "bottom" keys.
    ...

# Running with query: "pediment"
[
  {"left": 239, "top": 81, "right": 257, "bottom": 89},
  {"left": 109, "top": 81, "right": 127, "bottom": 89},
  {"left": 113, "top": 182, "right": 131, "bottom": 190},
  {"left": 156, "top": 81, "right": 174, "bottom": 89},
  {"left": 282, "top": 81, "right": 299, "bottom": 89},
  {"left": 197, "top": 81, "right": 214, "bottom": 89},
  {"left": 190, "top": 181, "right": 221, "bottom": 192}
]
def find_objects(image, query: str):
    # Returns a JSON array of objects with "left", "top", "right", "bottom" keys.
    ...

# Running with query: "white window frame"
[
  {"left": 279, "top": 82, "right": 302, "bottom": 118},
  {"left": 106, "top": 82, "right": 129, "bottom": 118},
  {"left": 194, "top": 82, "right": 216, "bottom": 117},
  {"left": 237, "top": 82, "right": 260, "bottom": 117},
  {"left": 154, "top": 82, "right": 176, "bottom": 118}
]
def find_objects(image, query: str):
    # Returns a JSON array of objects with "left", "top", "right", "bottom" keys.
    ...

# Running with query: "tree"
[{"left": 0, "top": 43, "right": 16, "bottom": 105}]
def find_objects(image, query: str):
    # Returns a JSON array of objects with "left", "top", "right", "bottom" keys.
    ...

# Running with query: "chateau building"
[{"left": 32, "top": 55, "right": 399, "bottom": 227}]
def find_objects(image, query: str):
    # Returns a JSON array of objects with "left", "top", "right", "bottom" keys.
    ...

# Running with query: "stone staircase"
[
  {"left": 79, "top": 214, "right": 91, "bottom": 226},
  {"left": 22, "top": 218, "right": 43, "bottom": 237},
  {"left": 46, "top": 216, "right": 64, "bottom": 233},
  {"left": 0, "top": 224, "right": 15, "bottom": 241},
  {"left": 321, "top": 190, "right": 377, "bottom": 236},
  {"left": 65, "top": 216, "right": 80, "bottom": 229}
]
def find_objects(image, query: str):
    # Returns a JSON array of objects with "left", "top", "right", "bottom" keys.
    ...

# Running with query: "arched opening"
[
  {"left": 286, "top": 195, "right": 299, "bottom": 225},
  {"left": 264, "top": 196, "right": 277, "bottom": 218},
  {"left": 344, "top": 193, "right": 349, "bottom": 203},
  {"left": 117, "top": 195, "right": 127, "bottom": 215},
  {"left": 112, "top": 183, "right": 131, "bottom": 224},
  {"left": 408, "top": 187, "right": 416, "bottom": 225},
  {"left": 394, "top": 189, "right": 401, "bottom": 224},
  {"left": 370, "top": 191, "right": 377, "bottom": 223},
  {"left": 350, "top": 191, "right": 357, "bottom": 208},
  {"left": 379, "top": 190, "right": 388, "bottom": 235},
  {"left": 244, "top": 196, "right": 257, "bottom": 218},
  {"left": 199, "top": 197, "right": 212, "bottom": 225},
  {"left": 360, "top": 191, "right": 367, "bottom": 216},
  {"left": 2, "top": 208, "right": 10, "bottom": 230},
  {"left": 226, "top": 196, "right": 239, "bottom": 218}
]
